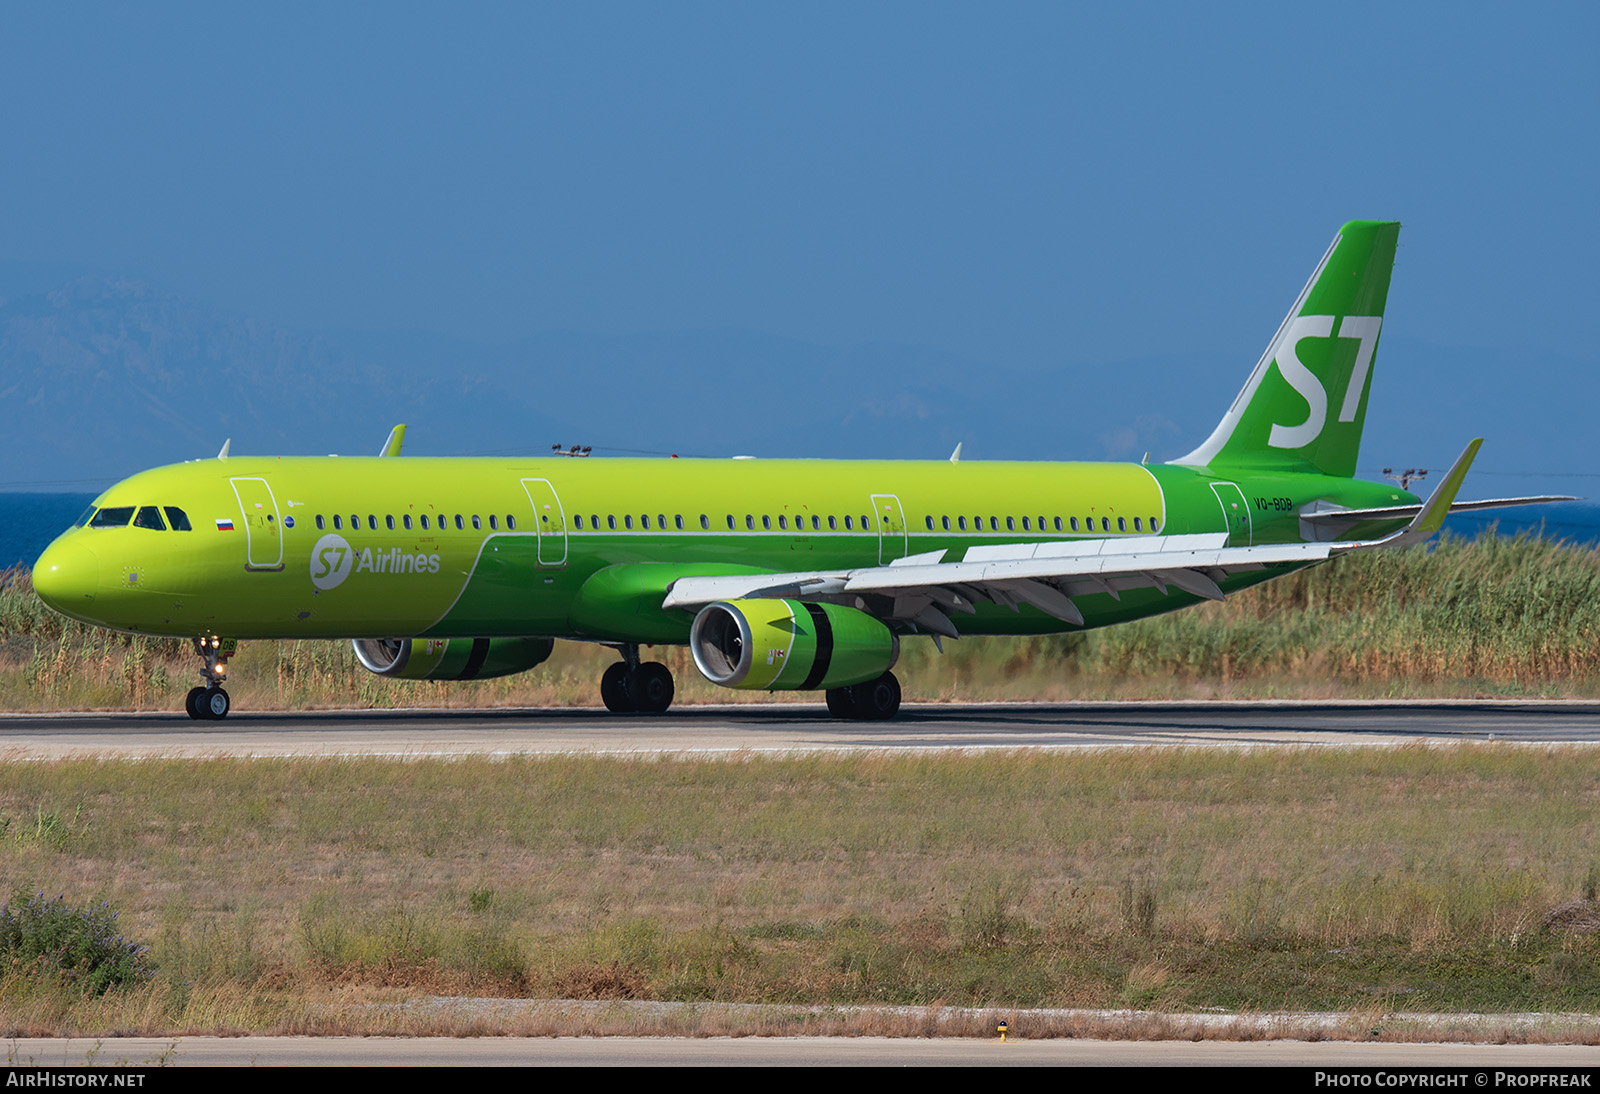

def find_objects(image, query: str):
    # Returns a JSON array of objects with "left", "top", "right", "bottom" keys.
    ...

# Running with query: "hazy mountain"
[{"left": 0, "top": 269, "right": 1592, "bottom": 499}]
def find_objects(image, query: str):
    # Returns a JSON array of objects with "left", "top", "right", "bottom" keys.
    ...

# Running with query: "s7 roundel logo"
[{"left": 310, "top": 534, "right": 353, "bottom": 591}]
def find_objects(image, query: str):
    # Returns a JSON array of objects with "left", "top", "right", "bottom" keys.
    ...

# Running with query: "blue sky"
[{"left": 2, "top": 3, "right": 1596, "bottom": 484}]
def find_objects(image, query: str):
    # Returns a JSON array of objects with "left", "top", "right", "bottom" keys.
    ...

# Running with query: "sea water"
[{"left": 1, "top": 493, "right": 1596, "bottom": 572}]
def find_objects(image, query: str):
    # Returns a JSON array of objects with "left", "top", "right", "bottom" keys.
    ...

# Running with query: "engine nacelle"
[
  {"left": 690, "top": 599, "right": 897, "bottom": 691},
  {"left": 352, "top": 637, "right": 555, "bottom": 681}
]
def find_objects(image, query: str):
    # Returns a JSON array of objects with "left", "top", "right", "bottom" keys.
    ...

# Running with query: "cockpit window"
[
  {"left": 73, "top": 507, "right": 96, "bottom": 528},
  {"left": 90, "top": 506, "right": 135, "bottom": 528},
  {"left": 132, "top": 506, "right": 167, "bottom": 531},
  {"left": 164, "top": 506, "right": 192, "bottom": 531}
]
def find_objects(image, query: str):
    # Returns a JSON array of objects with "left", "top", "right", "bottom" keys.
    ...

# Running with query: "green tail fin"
[{"left": 1174, "top": 220, "right": 1400, "bottom": 478}]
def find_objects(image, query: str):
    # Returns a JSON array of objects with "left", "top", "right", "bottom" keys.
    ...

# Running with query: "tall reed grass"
[{"left": 2, "top": 532, "right": 1598, "bottom": 710}]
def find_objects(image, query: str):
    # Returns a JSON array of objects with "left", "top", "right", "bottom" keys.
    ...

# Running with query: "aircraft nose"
[{"left": 33, "top": 538, "right": 101, "bottom": 615}]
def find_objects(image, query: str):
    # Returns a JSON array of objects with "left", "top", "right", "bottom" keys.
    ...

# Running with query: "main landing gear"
[
  {"left": 186, "top": 636, "right": 234, "bottom": 720},
  {"left": 599, "top": 645, "right": 675, "bottom": 714},
  {"left": 825, "top": 671, "right": 902, "bottom": 721}
]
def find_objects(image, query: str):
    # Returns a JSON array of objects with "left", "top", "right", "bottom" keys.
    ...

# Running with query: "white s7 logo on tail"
[{"left": 1268, "top": 315, "right": 1382, "bottom": 449}]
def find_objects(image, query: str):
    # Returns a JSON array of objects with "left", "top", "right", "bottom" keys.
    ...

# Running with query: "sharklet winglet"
[
  {"left": 380, "top": 424, "right": 407, "bottom": 458},
  {"left": 1336, "top": 438, "right": 1483, "bottom": 553}
]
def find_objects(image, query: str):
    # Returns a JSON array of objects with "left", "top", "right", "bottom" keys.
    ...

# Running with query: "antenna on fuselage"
[
  {"left": 380, "top": 424, "right": 407, "bottom": 457},
  {"left": 949, "top": 443, "right": 962, "bottom": 463},
  {"left": 217, "top": 439, "right": 230, "bottom": 461}
]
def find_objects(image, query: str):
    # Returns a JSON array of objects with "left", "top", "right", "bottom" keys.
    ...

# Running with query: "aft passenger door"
[
  {"left": 230, "top": 477, "right": 285, "bottom": 571},
  {"left": 521, "top": 478, "right": 568, "bottom": 567},
  {"left": 1209, "top": 482, "right": 1253, "bottom": 547},
  {"left": 870, "top": 493, "right": 908, "bottom": 564}
]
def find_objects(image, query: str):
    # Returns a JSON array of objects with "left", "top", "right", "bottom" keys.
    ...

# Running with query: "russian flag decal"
[{"left": 216, "top": 518, "right": 235, "bottom": 531}]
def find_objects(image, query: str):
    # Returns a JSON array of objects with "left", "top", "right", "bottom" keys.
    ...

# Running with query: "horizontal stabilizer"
[{"left": 1301, "top": 494, "right": 1579, "bottom": 529}]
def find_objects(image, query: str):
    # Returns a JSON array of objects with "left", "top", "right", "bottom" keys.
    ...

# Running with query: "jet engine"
[
  {"left": 689, "top": 599, "right": 897, "bottom": 691},
  {"left": 352, "top": 637, "right": 555, "bottom": 681}
]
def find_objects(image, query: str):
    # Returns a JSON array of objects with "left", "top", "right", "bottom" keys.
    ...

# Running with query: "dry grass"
[{"left": 1, "top": 748, "right": 1600, "bottom": 1037}]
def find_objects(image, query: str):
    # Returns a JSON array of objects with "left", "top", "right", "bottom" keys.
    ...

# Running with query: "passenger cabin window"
[
  {"left": 958, "top": 516, "right": 967, "bottom": 530},
  {"left": 942, "top": 516, "right": 951, "bottom": 530},
  {"left": 1133, "top": 517, "right": 1142, "bottom": 531},
  {"left": 745, "top": 515, "right": 754, "bottom": 530},
  {"left": 1054, "top": 517, "right": 1063, "bottom": 532},
  {"left": 507, "top": 515, "right": 516, "bottom": 530},
  {"left": 164, "top": 507, "right": 192, "bottom": 531},
  {"left": 624, "top": 515, "right": 633, "bottom": 529},
  {"left": 989, "top": 517, "right": 998, "bottom": 531},
  {"left": 1101, "top": 517, "right": 1110, "bottom": 531},
  {"left": 762, "top": 515, "right": 772, "bottom": 530},
  {"left": 133, "top": 506, "right": 166, "bottom": 530},
  {"left": 1117, "top": 517, "right": 1126, "bottom": 531},
  {"left": 386, "top": 515, "right": 396, "bottom": 530},
  {"left": 676, "top": 515, "right": 685, "bottom": 530},
  {"left": 1006, "top": 517, "right": 1016, "bottom": 531},
  {"left": 368, "top": 515, "right": 378, "bottom": 530},
  {"left": 640, "top": 515, "right": 649, "bottom": 529},
  {"left": 812, "top": 515, "right": 821, "bottom": 530},
  {"left": 862, "top": 515, "right": 871, "bottom": 530},
  {"left": 316, "top": 515, "right": 326, "bottom": 530},
  {"left": 1021, "top": 517, "right": 1030, "bottom": 530},
  {"left": 726, "top": 515, "right": 735, "bottom": 530},
  {"left": 455, "top": 515, "right": 465, "bottom": 530},
  {"left": 925, "top": 516, "right": 934, "bottom": 530},
  {"left": 607, "top": 516, "right": 617, "bottom": 530},
  {"left": 90, "top": 507, "right": 135, "bottom": 528},
  {"left": 574, "top": 515, "right": 584, "bottom": 529},
  {"left": 776, "top": 515, "right": 785, "bottom": 530},
  {"left": 700, "top": 515, "right": 709, "bottom": 530},
  {"left": 489, "top": 515, "right": 498, "bottom": 530},
  {"left": 420, "top": 515, "right": 429, "bottom": 530},
  {"left": 1070, "top": 517, "right": 1079, "bottom": 531},
  {"left": 661, "top": 514, "right": 670, "bottom": 529},
  {"left": 472, "top": 515, "right": 482, "bottom": 530},
  {"left": 591, "top": 514, "right": 600, "bottom": 529},
  {"left": 403, "top": 515, "right": 412, "bottom": 530},
  {"left": 844, "top": 516, "right": 853, "bottom": 530},
  {"left": 1151, "top": 517, "right": 1160, "bottom": 532},
  {"left": 828, "top": 516, "right": 837, "bottom": 530}
]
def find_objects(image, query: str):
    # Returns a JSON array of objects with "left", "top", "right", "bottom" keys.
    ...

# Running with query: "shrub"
[{"left": 0, "top": 890, "right": 154, "bottom": 993}]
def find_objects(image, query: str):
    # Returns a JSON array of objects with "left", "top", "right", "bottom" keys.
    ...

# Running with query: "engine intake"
[
  {"left": 690, "top": 599, "right": 897, "bottom": 691},
  {"left": 352, "top": 637, "right": 554, "bottom": 681}
]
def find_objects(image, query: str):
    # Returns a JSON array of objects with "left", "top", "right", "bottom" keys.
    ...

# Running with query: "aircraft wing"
[
  {"left": 663, "top": 533, "right": 1337, "bottom": 634},
  {"left": 662, "top": 440, "right": 1490, "bottom": 638}
]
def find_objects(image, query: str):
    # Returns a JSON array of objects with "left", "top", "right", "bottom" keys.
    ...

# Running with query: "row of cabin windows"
[
  {"left": 313, "top": 513, "right": 517, "bottom": 532},
  {"left": 80, "top": 504, "right": 1157, "bottom": 539},
  {"left": 571, "top": 513, "right": 876, "bottom": 531},
  {"left": 81, "top": 506, "right": 193, "bottom": 531},
  {"left": 925, "top": 514, "right": 1159, "bottom": 534},
  {"left": 308, "top": 511, "right": 1161, "bottom": 535}
]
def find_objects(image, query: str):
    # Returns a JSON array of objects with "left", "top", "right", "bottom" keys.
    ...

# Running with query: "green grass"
[{"left": 2, "top": 747, "right": 1600, "bottom": 1035}]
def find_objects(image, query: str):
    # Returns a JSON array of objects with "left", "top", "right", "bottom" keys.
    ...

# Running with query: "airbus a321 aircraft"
[{"left": 32, "top": 221, "right": 1569, "bottom": 720}]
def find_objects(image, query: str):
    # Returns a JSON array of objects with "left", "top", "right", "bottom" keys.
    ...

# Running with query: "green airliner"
[{"left": 31, "top": 221, "right": 1569, "bottom": 721}]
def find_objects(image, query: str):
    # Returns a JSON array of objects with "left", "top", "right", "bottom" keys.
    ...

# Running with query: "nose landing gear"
[
  {"left": 186, "top": 637, "right": 235, "bottom": 720},
  {"left": 598, "top": 645, "right": 675, "bottom": 714}
]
